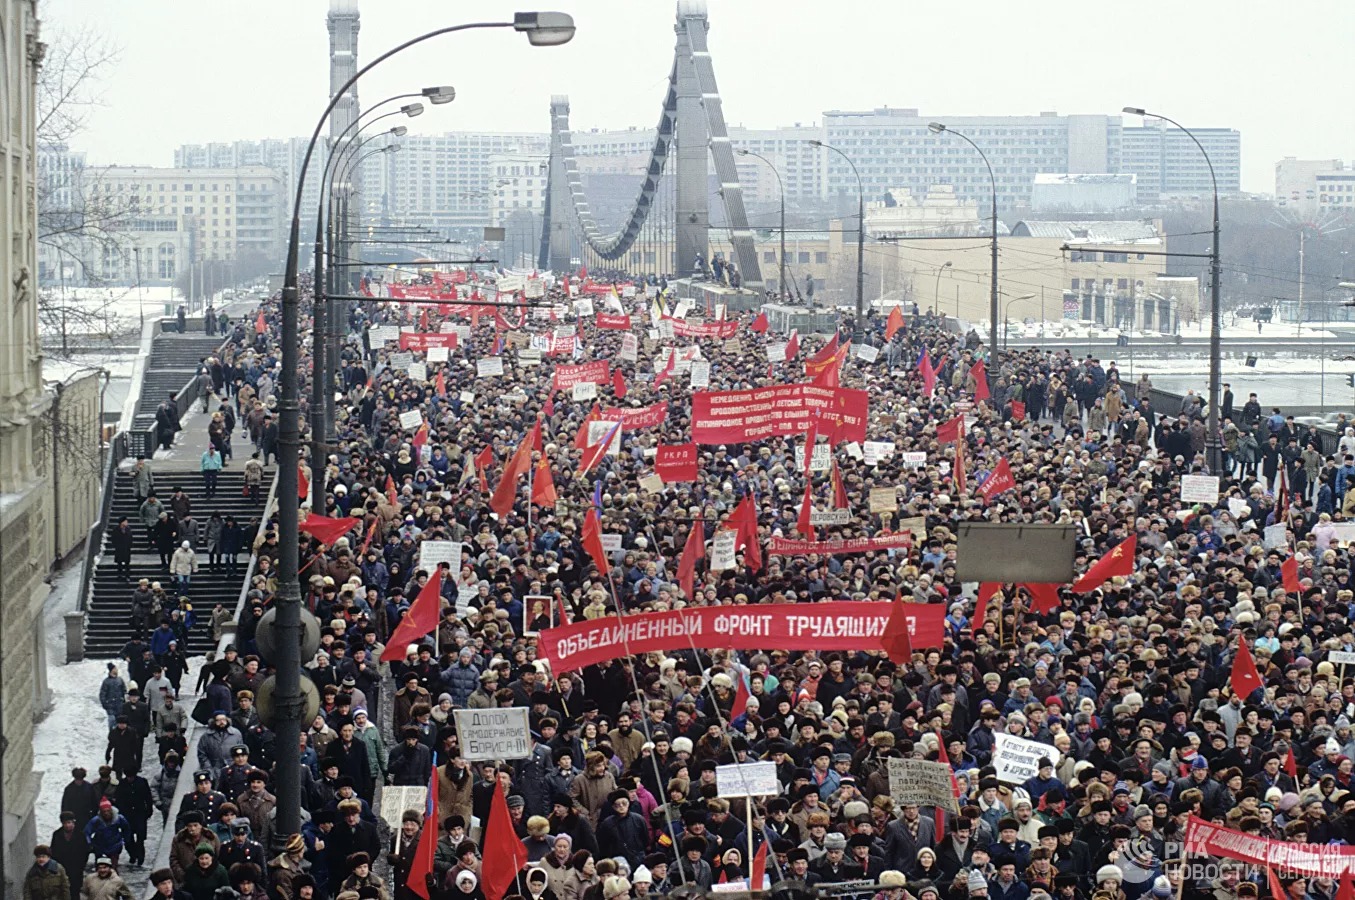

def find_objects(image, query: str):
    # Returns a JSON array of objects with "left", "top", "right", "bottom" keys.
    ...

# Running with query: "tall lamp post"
[
  {"left": 272, "top": 12, "right": 574, "bottom": 838},
  {"left": 1002, "top": 293, "right": 1036, "bottom": 352},
  {"left": 1124, "top": 106, "right": 1221, "bottom": 471},
  {"left": 928, "top": 122, "right": 999, "bottom": 353},
  {"left": 933, "top": 260, "right": 952, "bottom": 319},
  {"left": 809, "top": 139, "right": 864, "bottom": 321},
  {"left": 736, "top": 148, "right": 787, "bottom": 302}
]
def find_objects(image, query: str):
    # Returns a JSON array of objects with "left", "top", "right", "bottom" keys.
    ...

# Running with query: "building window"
[
  {"left": 1070, "top": 279, "right": 1080, "bottom": 290},
  {"left": 798, "top": 251, "right": 811, "bottom": 263},
  {"left": 763, "top": 251, "right": 776, "bottom": 263},
  {"left": 815, "top": 252, "right": 828, "bottom": 264}
]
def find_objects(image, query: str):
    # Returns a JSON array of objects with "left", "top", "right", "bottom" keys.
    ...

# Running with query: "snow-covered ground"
[{"left": 1002, "top": 319, "right": 1340, "bottom": 341}]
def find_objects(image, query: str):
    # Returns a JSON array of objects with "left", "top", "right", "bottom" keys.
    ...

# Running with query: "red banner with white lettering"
[
  {"left": 595, "top": 314, "right": 632, "bottom": 331},
  {"left": 600, "top": 402, "right": 668, "bottom": 430},
  {"left": 655, "top": 443, "right": 699, "bottom": 483},
  {"left": 1183, "top": 815, "right": 1355, "bottom": 877},
  {"left": 538, "top": 601, "right": 946, "bottom": 673},
  {"left": 399, "top": 332, "right": 459, "bottom": 351},
  {"left": 662, "top": 316, "right": 739, "bottom": 339},
  {"left": 691, "top": 384, "right": 868, "bottom": 444},
  {"left": 552, "top": 360, "right": 610, "bottom": 391},
  {"left": 768, "top": 534, "right": 915, "bottom": 556}
]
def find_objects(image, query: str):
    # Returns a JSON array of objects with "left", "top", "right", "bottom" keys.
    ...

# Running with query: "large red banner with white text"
[
  {"left": 552, "top": 361, "right": 609, "bottom": 391},
  {"left": 662, "top": 316, "right": 738, "bottom": 339},
  {"left": 1183, "top": 816, "right": 1355, "bottom": 876},
  {"left": 399, "top": 332, "right": 459, "bottom": 351},
  {"left": 595, "top": 314, "right": 632, "bottom": 330},
  {"left": 538, "top": 602, "right": 945, "bottom": 672},
  {"left": 690, "top": 384, "right": 868, "bottom": 444},
  {"left": 655, "top": 443, "right": 699, "bottom": 483},
  {"left": 768, "top": 534, "right": 914, "bottom": 556},
  {"left": 601, "top": 402, "right": 668, "bottom": 429}
]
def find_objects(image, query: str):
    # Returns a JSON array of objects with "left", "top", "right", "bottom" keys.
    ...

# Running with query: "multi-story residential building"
[
  {"left": 388, "top": 132, "right": 548, "bottom": 231},
  {"left": 1275, "top": 157, "right": 1355, "bottom": 211},
  {"left": 818, "top": 108, "right": 1122, "bottom": 212},
  {"left": 1121, "top": 123, "right": 1241, "bottom": 202},
  {"left": 37, "top": 143, "right": 87, "bottom": 283}
]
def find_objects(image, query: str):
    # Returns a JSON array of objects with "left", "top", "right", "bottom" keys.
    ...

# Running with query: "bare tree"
[{"left": 36, "top": 24, "right": 120, "bottom": 146}]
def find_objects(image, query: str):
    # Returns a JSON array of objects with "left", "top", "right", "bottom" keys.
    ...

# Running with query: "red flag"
[
  {"left": 480, "top": 785, "right": 527, "bottom": 900},
  {"left": 880, "top": 595, "right": 915, "bottom": 664},
  {"left": 1266, "top": 867, "right": 1287, "bottom": 900},
  {"left": 970, "top": 359, "right": 990, "bottom": 402},
  {"left": 750, "top": 839, "right": 768, "bottom": 891},
  {"left": 936, "top": 415, "right": 965, "bottom": 444},
  {"left": 1284, "top": 745, "right": 1299, "bottom": 779},
  {"left": 1010, "top": 399, "right": 1027, "bottom": 422},
  {"left": 531, "top": 459, "right": 557, "bottom": 507},
  {"left": 1339, "top": 872, "right": 1355, "bottom": 900},
  {"left": 730, "top": 495, "right": 762, "bottom": 572},
  {"left": 1071, "top": 535, "right": 1137, "bottom": 592},
  {"left": 677, "top": 522, "right": 705, "bottom": 600},
  {"left": 934, "top": 729, "right": 960, "bottom": 841},
  {"left": 435, "top": 370, "right": 446, "bottom": 397},
  {"left": 408, "top": 769, "right": 439, "bottom": 900},
  {"left": 808, "top": 332, "right": 840, "bottom": 366},
  {"left": 489, "top": 422, "right": 538, "bottom": 518},
  {"left": 579, "top": 421, "right": 622, "bottom": 476},
  {"left": 358, "top": 519, "right": 379, "bottom": 556},
  {"left": 612, "top": 368, "right": 627, "bottom": 400},
  {"left": 1230, "top": 636, "right": 1265, "bottom": 700},
  {"left": 1282, "top": 556, "right": 1301, "bottom": 595},
  {"left": 802, "top": 424, "right": 819, "bottom": 480},
  {"left": 542, "top": 396, "right": 555, "bottom": 418},
  {"left": 885, "top": 306, "right": 904, "bottom": 340},
  {"left": 385, "top": 475, "right": 398, "bottom": 507},
  {"left": 831, "top": 460, "right": 849, "bottom": 509},
  {"left": 581, "top": 507, "right": 610, "bottom": 576},
  {"left": 973, "top": 582, "right": 1003, "bottom": 628},
  {"left": 797, "top": 483, "right": 816, "bottom": 541},
  {"left": 750, "top": 311, "right": 769, "bottom": 333},
  {"left": 918, "top": 349, "right": 936, "bottom": 397},
  {"left": 574, "top": 404, "right": 601, "bottom": 450},
  {"left": 654, "top": 350, "right": 676, "bottom": 388},
  {"left": 952, "top": 442, "right": 967, "bottom": 494},
  {"left": 254, "top": 310, "right": 266, "bottom": 333},
  {"left": 380, "top": 570, "right": 443, "bottom": 662},
  {"left": 298, "top": 464, "right": 310, "bottom": 500},
  {"left": 1021, "top": 582, "right": 1062, "bottom": 615},
  {"left": 475, "top": 444, "right": 495, "bottom": 472},
  {"left": 785, "top": 330, "right": 800, "bottom": 361},
  {"left": 977, "top": 457, "right": 1015, "bottom": 504},
  {"left": 717, "top": 870, "right": 728, "bottom": 886},
  {"left": 297, "top": 514, "right": 360, "bottom": 547},
  {"left": 412, "top": 423, "right": 430, "bottom": 456},
  {"left": 730, "top": 673, "right": 751, "bottom": 722}
]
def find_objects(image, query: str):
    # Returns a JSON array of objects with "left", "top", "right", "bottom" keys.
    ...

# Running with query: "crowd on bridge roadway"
[{"left": 32, "top": 266, "right": 1355, "bottom": 900}]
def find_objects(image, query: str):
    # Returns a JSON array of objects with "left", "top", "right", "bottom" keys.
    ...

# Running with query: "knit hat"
[
  {"left": 1151, "top": 876, "right": 1173, "bottom": 898},
  {"left": 1097, "top": 865, "right": 1123, "bottom": 884},
  {"left": 968, "top": 870, "right": 989, "bottom": 894},
  {"left": 824, "top": 832, "right": 847, "bottom": 851}
]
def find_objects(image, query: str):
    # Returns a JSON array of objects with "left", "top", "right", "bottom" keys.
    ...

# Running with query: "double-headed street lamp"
[
  {"left": 808, "top": 139, "right": 864, "bottom": 320},
  {"left": 1124, "top": 106, "right": 1222, "bottom": 471},
  {"left": 272, "top": 12, "right": 574, "bottom": 837},
  {"left": 928, "top": 122, "right": 999, "bottom": 353},
  {"left": 736, "top": 148, "right": 787, "bottom": 303}
]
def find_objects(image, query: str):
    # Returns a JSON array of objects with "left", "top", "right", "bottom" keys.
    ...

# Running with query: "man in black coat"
[
  {"left": 114, "top": 767, "right": 154, "bottom": 866},
  {"left": 106, "top": 718, "right": 143, "bottom": 775},
  {"left": 387, "top": 728, "right": 433, "bottom": 786},
  {"left": 596, "top": 790, "right": 649, "bottom": 870},
  {"left": 49, "top": 813, "right": 89, "bottom": 900},
  {"left": 326, "top": 799, "right": 381, "bottom": 895},
  {"left": 61, "top": 770, "right": 100, "bottom": 828},
  {"left": 110, "top": 519, "right": 135, "bottom": 580}
]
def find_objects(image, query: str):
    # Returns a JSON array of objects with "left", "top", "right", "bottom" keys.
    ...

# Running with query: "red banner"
[
  {"left": 595, "top": 314, "right": 633, "bottom": 331},
  {"left": 691, "top": 384, "right": 868, "bottom": 444},
  {"left": 600, "top": 402, "right": 668, "bottom": 430},
  {"left": 538, "top": 601, "right": 946, "bottom": 673},
  {"left": 583, "top": 282, "right": 630, "bottom": 295},
  {"left": 553, "top": 360, "right": 610, "bottom": 391},
  {"left": 1183, "top": 816, "right": 1355, "bottom": 877},
  {"left": 768, "top": 534, "right": 914, "bottom": 556},
  {"left": 655, "top": 443, "right": 699, "bottom": 483},
  {"left": 399, "top": 332, "right": 459, "bottom": 351},
  {"left": 662, "top": 316, "right": 738, "bottom": 339}
]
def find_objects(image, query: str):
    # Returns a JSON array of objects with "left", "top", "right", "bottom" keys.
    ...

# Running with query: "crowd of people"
[{"left": 31, "top": 268, "right": 1355, "bottom": 900}]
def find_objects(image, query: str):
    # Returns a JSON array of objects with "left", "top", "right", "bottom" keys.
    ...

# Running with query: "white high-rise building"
[
  {"left": 1275, "top": 158, "right": 1355, "bottom": 211},
  {"left": 1121, "top": 123, "right": 1241, "bottom": 202},
  {"left": 387, "top": 132, "right": 548, "bottom": 230}
]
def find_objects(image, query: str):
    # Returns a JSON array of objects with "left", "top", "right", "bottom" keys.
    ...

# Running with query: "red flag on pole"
[
  {"left": 581, "top": 507, "right": 610, "bottom": 576},
  {"left": 255, "top": 310, "right": 266, "bottom": 333},
  {"left": 542, "top": 396, "right": 555, "bottom": 418},
  {"left": 970, "top": 359, "right": 991, "bottom": 402},
  {"left": 1266, "top": 867, "right": 1287, "bottom": 900},
  {"left": 480, "top": 786, "right": 528, "bottom": 900},
  {"left": 531, "top": 459, "right": 557, "bottom": 507},
  {"left": 297, "top": 514, "right": 360, "bottom": 547},
  {"left": 385, "top": 475, "right": 398, "bottom": 507},
  {"left": 750, "top": 839, "right": 768, "bottom": 891},
  {"left": 750, "top": 311, "right": 769, "bottom": 333},
  {"left": 1338, "top": 872, "right": 1355, "bottom": 900},
  {"left": 579, "top": 421, "right": 622, "bottom": 476},
  {"left": 831, "top": 460, "right": 849, "bottom": 509},
  {"left": 489, "top": 422, "right": 538, "bottom": 518},
  {"left": 1282, "top": 556, "right": 1301, "bottom": 594},
  {"left": 654, "top": 350, "right": 676, "bottom": 387},
  {"left": 730, "top": 494, "right": 762, "bottom": 572},
  {"left": 977, "top": 457, "right": 1015, "bottom": 504},
  {"left": 797, "top": 483, "right": 816, "bottom": 541},
  {"left": 885, "top": 305, "right": 904, "bottom": 340},
  {"left": 380, "top": 570, "right": 443, "bottom": 662},
  {"left": 953, "top": 442, "right": 967, "bottom": 494},
  {"left": 677, "top": 522, "right": 705, "bottom": 601},
  {"left": 730, "top": 673, "right": 751, "bottom": 723},
  {"left": 435, "top": 370, "right": 446, "bottom": 397},
  {"left": 1020, "top": 582, "right": 1062, "bottom": 615},
  {"left": 612, "top": 368, "right": 627, "bottom": 400},
  {"left": 880, "top": 595, "right": 915, "bottom": 664},
  {"left": 1071, "top": 535, "right": 1137, "bottom": 592},
  {"left": 358, "top": 519, "right": 379, "bottom": 556},
  {"left": 1230, "top": 636, "right": 1265, "bottom": 700},
  {"left": 574, "top": 404, "right": 601, "bottom": 450},
  {"left": 973, "top": 582, "right": 1003, "bottom": 629},
  {"left": 407, "top": 769, "right": 439, "bottom": 900},
  {"left": 785, "top": 330, "right": 800, "bottom": 361},
  {"left": 936, "top": 414, "right": 965, "bottom": 444},
  {"left": 1284, "top": 745, "right": 1299, "bottom": 779}
]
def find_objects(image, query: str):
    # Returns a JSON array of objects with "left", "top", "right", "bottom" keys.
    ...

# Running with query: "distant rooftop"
[
  {"left": 1010, "top": 220, "right": 1160, "bottom": 244},
  {"left": 1033, "top": 173, "right": 1136, "bottom": 186}
]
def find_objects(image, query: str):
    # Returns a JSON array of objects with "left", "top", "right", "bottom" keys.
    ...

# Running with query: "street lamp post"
[
  {"left": 809, "top": 139, "right": 864, "bottom": 321},
  {"left": 1002, "top": 293, "right": 1036, "bottom": 352},
  {"left": 929, "top": 122, "right": 999, "bottom": 355},
  {"left": 1124, "top": 106, "right": 1222, "bottom": 471},
  {"left": 272, "top": 12, "right": 574, "bottom": 838},
  {"left": 934, "top": 261, "right": 952, "bottom": 321},
  {"left": 736, "top": 148, "right": 787, "bottom": 302}
]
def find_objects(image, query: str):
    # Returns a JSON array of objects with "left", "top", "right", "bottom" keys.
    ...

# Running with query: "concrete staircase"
[{"left": 130, "top": 331, "right": 228, "bottom": 434}]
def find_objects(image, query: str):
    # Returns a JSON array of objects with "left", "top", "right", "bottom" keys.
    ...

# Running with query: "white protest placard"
[
  {"left": 496, "top": 275, "right": 525, "bottom": 293},
  {"left": 390, "top": 351, "right": 414, "bottom": 371},
  {"left": 554, "top": 325, "right": 576, "bottom": 340},
  {"left": 711, "top": 529, "right": 737, "bottom": 571},
  {"left": 1263, "top": 523, "right": 1288, "bottom": 550},
  {"left": 524, "top": 279, "right": 545, "bottom": 299},
  {"left": 689, "top": 360, "right": 711, "bottom": 389},
  {"left": 519, "top": 348, "right": 542, "bottom": 366},
  {"left": 620, "top": 333, "right": 639, "bottom": 363},
  {"left": 869, "top": 486, "right": 898, "bottom": 513},
  {"left": 716, "top": 303, "right": 727, "bottom": 321},
  {"left": 722, "top": 337, "right": 741, "bottom": 354},
  {"left": 897, "top": 516, "right": 927, "bottom": 544},
  {"left": 600, "top": 534, "right": 623, "bottom": 554},
  {"left": 454, "top": 708, "right": 532, "bottom": 762},
  {"left": 398, "top": 409, "right": 423, "bottom": 431},
  {"left": 900, "top": 451, "right": 927, "bottom": 469},
  {"left": 456, "top": 585, "right": 479, "bottom": 614},
  {"left": 439, "top": 321, "right": 458, "bottom": 333},
  {"left": 657, "top": 319, "right": 675, "bottom": 340},
  {"left": 1330, "top": 650, "right": 1355, "bottom": 666},
  {"left": 573, "top": 298, "right": 595, "bottom": 317},
  {"left": 419, "top": 540, "right": 462, "bottom": 574},
  {"left": 645, "top": 285, "right": 659, "bottom": 299},
  {"left": 451, "top": 325, "right": 471, "bottom": 342},
  {"left": 573, "top": 381, "right": 598, "bottom": 402},
  {"left": 1228, "top": 497, "right": 1250, "bottom": 520},
  {"left": 1331, "top": 523, "right": 1355, "bottom": 545},
  {"left": 992, "top": 733, "right": 1060, "bottom": 784},
  {"left": 1180, "top": 474, "right": 1221, "bottom": 505},
  {"left": 810, "top": 509, "right": 852, "bottom": 526},
  {"left": 427, "top": 346, "right": 450, "bottom": 364},
  {"left": 477, "top": 357, "right": 504, "bottom": 377},
  {"left": 855, "top": 343, "right": 880, "bottom": 363},
  {"left": 845, "top": 442, "right": 864, "bottom": 460},
  {"left": 370, "top": 325, "right": 401, "bottom": 346},
  {"left": 587, "top": 421, "right": 622, "bottom": 456},
  {"left": 671, "top": 299, "right": 693, "bottom": 319},
  {"left": 378, "top": 786, "right": 428, "bottom": 825},
  {"left": 620, "top": 284, "right": 637, "bottom": 299},
  {"left": 408, "top": 362, "right": 427, "bottom": 383},
  {"left": 767, "top": 342, "right": 787, "bottom": 362},
  {"left": 716, "top": 761, "right": 779, "bottom": 798},
  {"left": 793, "top": 444, "right": 833, "bottom": 473},
  {"left": 458, "top": 391, "right": 475, "bottom": 404},
  {"left": 863, "top": 441, "right": 896, "bottom": 466},
  {"left": 887, "top": 758, "right": 961, "bottom": 812}
]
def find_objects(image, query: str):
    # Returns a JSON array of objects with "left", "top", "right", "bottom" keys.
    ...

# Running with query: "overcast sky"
[{"left": 46, "top": 0, "right": 1353, "bottom": 193}]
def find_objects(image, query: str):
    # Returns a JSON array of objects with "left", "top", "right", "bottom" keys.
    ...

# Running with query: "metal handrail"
[{"left": 74, "top": 433, "right": 127, "bottom": 614}]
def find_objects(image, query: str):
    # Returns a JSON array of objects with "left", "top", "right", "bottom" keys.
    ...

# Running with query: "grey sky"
[{"left": 46, "top": 0, "right": 1353, "bottom": 193}]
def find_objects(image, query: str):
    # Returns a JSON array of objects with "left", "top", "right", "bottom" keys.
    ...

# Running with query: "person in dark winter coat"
[
  {"left": 594, "top": 792, "right": 648, "bottom": 870},
  {"left": 23, "top": 846, "right": 71, "bottom": 900},
  {"left": 48, "top": 814, "right": 88, "bottom": 900},
  {"left": 112, "top": 769, "right": 153, "bottom": 866},
  {"left": 323, "top": 724, "right": 374, "bottom": 801},
  {"left": 387, "top": 729, "right": 434, "bottom": 786},
  {"left": 61, "top": 770, "right": 100, "bottom": 829},
  {"left": 109, "top": 519, "right": 135, "bottom": 580},
  {"left": 105, "top": 719, "right": 143, "bottom": 775},
  {"left": 83, "top": 802, "right": 129, "bottom": 865},
  {"left": 326, "top": 800, "right": 381, "bottom": 895},
  {"left": 180, "top": 846, "right": 230, "bottom": 900}
]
